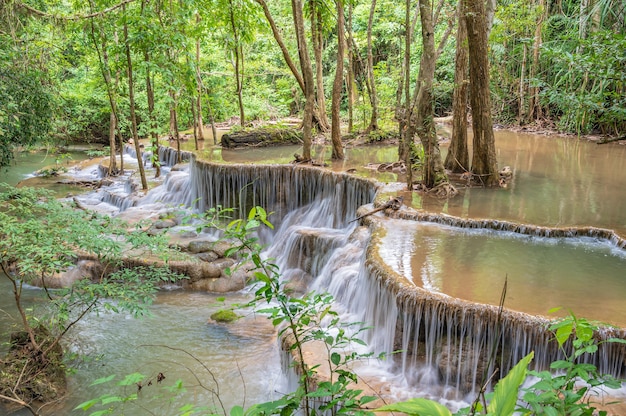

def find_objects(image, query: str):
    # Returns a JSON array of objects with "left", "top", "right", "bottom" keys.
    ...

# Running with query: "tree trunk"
[
  {"left": 123, "top": 5, "right": 148, "bottom": 191},
  {"left": 292, "top": 0, "right": 314, "bottom": 160},
  {"left": 331, "top": 0, "right": 345, "bottom": 160},
  {"left": 206, "top": 96, "right": 219, "bottom": 145},
  {"left": 169, "top": 90, "right": 181, "bottom": 161},
  {"left": 465, "top": 0, "right": 499, "bottom": 186},
  {"left": 144, "top": 50, "right": 161, "bottom": 178},
  {"left": 398, "top": 0, "right": 413, "bottom": 164},
  {"left": 88, "top": 7, "right": 118, "bottom": 176},
  {"left": 365, "top": 0, "right": 379, "bottom": 133},
  {"left": 346, "top": 1, "right": 355, "bottom": 133},
  {"left": 228, "top": 0, "right": 245, "bottom": 127},
  {"left": 445, "top": 0, "right": 470, "bottom": 173},
  {"left": 518, "top": 42, "right": 527, "bottom": 123},
  {"left": 527, "top": 0, "right": 546, "bottom": 122},
  {"left": 413, "top": 0, "right": 449, "bottom": 190},
  {"left": 195, "top": 15, "right": 206, "bottom": 141},
  {"left": 311, "top": 5, "right": 330, "bottom": 132},
  {"left": 255, "top": 0, "right": 305, "bottom": 92}
]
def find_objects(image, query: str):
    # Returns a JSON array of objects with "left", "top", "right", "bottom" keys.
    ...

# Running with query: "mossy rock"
[
  {"left": 221, "top": 127, "right": 303, "bottom": 148},
  {"left": 210, "top": 309, "right": 240, "bottom": 323}
]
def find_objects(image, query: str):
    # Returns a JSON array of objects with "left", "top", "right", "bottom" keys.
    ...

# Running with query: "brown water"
[
  {"left": 180, "top": 131, "right": 626, "bottom": 237},
  {"left": 412, "top": 132, "right": 626, "bottom": 237}
]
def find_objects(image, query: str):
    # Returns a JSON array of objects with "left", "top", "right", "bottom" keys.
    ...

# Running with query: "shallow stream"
[{"left": 1, "top": 131, "right": 625, "bottom": 414}]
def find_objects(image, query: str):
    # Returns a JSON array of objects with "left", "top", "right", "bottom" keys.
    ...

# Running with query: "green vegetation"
[
  {"left": 0, "top": 184, "right": 186, "bottom": 412},
  {"left": 1, "top": 0, "right": 624, "bottom": 168}
]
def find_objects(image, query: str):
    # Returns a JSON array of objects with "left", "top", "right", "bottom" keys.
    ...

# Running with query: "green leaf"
[
  {"left": 90, "top": 374, "right": 116, "bottom": 386},
  {"left": 230, "top": 405, "right": 244, "bottom": 416},
  {"left": 375, "top": 398, "right": 453, "bottom": 416},
  {"left": 331, "top": 352, "right": 341, "bottom": 366},
  {"left": 487, "top": 352, "right": 534, "bottom": 416}
]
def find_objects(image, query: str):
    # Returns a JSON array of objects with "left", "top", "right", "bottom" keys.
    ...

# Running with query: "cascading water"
[{"left": 72, "top": 142, "right": 626, "bottom": 409}]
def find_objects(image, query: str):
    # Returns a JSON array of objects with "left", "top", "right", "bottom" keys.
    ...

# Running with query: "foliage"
[
  {"left": 0, "top": 65, "right": 54, "bottom": 167},
  {"left": 0, "top": 184, "right": 186, "bottom": 410},
  {"left": 518, "top": 311, "right": 626, "bottom": 415},
  {"left": 77, "top": 206, "right": 378, "bottom": 416}
]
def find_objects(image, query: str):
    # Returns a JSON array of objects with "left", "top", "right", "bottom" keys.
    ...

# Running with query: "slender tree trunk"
[
  {"left": 292, "top": 0, "right": 314, "bottom": 160},
  {"left": 206, "top": 96, "right": 219, "bottom": 145},
  {"left": 346, "top": 1, "right": 355, "bottom": 133},
  {"left": 88, "top": 8, "right": 118, "bottom": 176},
  {"left": 144, "top": 51, "right": 161, "bottom": 178},
  {"left": 518, "top": 43, "right": 527, "bottom": 124},
  {"left": 445, "top": 0, "right": 470, "bottom": 173},
  {"left": 331, "top": 0, "right": 345, "bottom": 160},
  {"left": 365, "top": 0, "right": 379, "bottom": 132},
  {"left": 169, "top": 90, "right": 181, "bottom": 160},
  {"left": 413, "top": 0, "right": 449, "bottom": 190},
  {"left": 228, "top": 0, "right": 245, "bottom": 127},
  {"left": 398, "top": 0, "right": 412, "bottom": 164},
  {"left": 195, "top": 14, "right": 206, "bottom": 141},
  {"left": 465, "top": 0, "right": 499, "bottom": 186},
  {"left": 528, "top": 0, "right": 546, "bottom": 122},
  {"left": 191, "top": 98, "right": 199, "bottom": 150},
  {"left": 123, "top": 5, "right": 148, "bottom": 190},
  {"left": 311, "top": 5, "right": 330, "bottom": 131},
  {"left": 254, "top": 0, "right": 305, "bottom": 92}
]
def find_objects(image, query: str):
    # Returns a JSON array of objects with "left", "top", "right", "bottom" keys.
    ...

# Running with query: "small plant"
[{"left": 518, "top": 311, "right": 626, "bottom": 416}]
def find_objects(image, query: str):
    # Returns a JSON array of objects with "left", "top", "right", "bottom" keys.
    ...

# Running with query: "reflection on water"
[
  {"left": 380, "top": 220, "right": 626, "bottom": 327},
  {"left": 419, "top": 132, "right": 626, "bottom": 236}
]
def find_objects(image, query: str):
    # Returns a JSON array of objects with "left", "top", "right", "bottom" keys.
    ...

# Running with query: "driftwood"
[
  {"left": 350, "top": 196, "right": 404, "bottom": 223},
  {"left": 597, "top": 136, "right": 626, "bottom": 145}
]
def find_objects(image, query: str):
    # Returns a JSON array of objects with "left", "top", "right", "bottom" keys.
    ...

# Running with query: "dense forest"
[{"left": 1, "top": 0, "right": 625, "bottom": 172}]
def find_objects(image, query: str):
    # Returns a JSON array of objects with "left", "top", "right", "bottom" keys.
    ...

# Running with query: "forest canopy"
[{"left": 0, "top": 0, "right": 625, "bottom": 167}]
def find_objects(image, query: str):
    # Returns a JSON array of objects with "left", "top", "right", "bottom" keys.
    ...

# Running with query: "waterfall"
[{"left": 79, "top": 147, "right": 626, "bottom": 401}]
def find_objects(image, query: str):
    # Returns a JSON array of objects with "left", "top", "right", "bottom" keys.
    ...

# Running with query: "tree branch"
[
  {"left": 254, "top": 0, "right": 305, "bottom": 93},
  {"left": 15, "top": 0, "right": 137, "bottom": 21}
]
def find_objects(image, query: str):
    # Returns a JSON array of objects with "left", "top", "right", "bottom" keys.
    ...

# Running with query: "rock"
[
  {"left": 213, "top": 257, "right": 236, "bottom": 270},
  {"left": 210, "top": 309, "right": 240, "bottom": 323},
  {"left": 196, "top": 251, "right": 219, "bottom": 262},
  {"left": 211, "top": 240, "right": 235, "bottom": 257},
  {"left": 187, "top": 239, "right": 217, "bottom": 254},
  {"left": 153, "top": 219, "right": 177, "bottom": 229},
  {"left": 191, "top": 274, "right": 246, "bottom": 292}
]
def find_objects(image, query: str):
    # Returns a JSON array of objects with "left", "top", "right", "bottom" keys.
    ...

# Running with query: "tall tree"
[
  {"left": 87, "top": 2, "right": 121, "bottom": 176},
  {"left": 465, "top": 0, "right": 499, "bottom": 186},
  {"left": 227, "top": 0, "right": 246, "bottom": 126},
  {"left": 310, "top": 0, "right": 331, "bottom": 132},
  {"left": 444, "top": 0, "right": 469, "bottom": 173},
  {"left": 411, "top": 0, "right": 454, "bottom": 194},
  {"left": 331, "top": 0, "right": 345, "bottom": 160},
  {"left": 123, "top": 3, "right": 148, "bottom": 190},
  {"left": 292, "top": 0, "right": 315, "bottom": 160},
  {"left": 365, "top": 0, "right": 379, "bottom": 132}
]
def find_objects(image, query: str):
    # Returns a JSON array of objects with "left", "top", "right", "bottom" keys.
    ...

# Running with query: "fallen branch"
[
  {"left": 350, "top": 196, "right": 404, "bottom": 223},
  {"left": 597, "top": 135, "right": 626, "bottom": 145}
]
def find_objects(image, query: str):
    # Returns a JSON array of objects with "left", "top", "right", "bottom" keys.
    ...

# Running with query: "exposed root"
[{"left": 428, "top": 182, "right": 458, "bottom": 198}]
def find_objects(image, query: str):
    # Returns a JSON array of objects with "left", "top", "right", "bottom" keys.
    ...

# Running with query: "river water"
[{"left": 1, "top": 131, "right": 625, "bottom": 414}]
